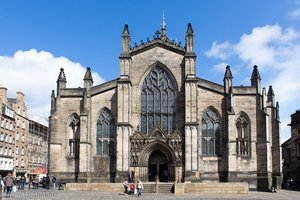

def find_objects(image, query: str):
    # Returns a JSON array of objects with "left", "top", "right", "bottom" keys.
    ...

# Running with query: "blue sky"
[{"left": 0, "top": 0, "right": 300, "bottom": 142}]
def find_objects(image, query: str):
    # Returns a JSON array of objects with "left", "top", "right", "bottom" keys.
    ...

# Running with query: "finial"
[
  {"left": 162, "top": 10, "right": 166, "bottom": 29},
  {"left": 161, "top": 11, "right": 167, "bottom": 41}
]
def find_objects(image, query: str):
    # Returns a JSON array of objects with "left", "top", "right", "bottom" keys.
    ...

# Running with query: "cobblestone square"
[{"left": 1, "top": 189, "right": 299, "bottom": 200}]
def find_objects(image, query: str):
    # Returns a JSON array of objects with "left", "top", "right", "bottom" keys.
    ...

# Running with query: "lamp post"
[{"left": 176, "top": 159, "right": 180, "bottom": 183}]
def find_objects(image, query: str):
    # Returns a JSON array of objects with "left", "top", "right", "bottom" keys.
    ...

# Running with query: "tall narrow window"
[
  {"left": 68, "top": 113, "right": 80, "bottom": 157},
  {"left": 141, "top": 66, "right": 176, "bottom": 134},
  {"left": 236, "top": 113, "right": 250, "bottom": 156},
  {"left": 201, "top": 109, "right": 220, "bottom": 155},
  {"left": 96, "top": 108, "right": 115, "bottom": 156}
]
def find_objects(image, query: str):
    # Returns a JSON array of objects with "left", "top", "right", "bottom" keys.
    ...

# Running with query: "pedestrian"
[
  {"left": 52, "top": 174, "right": 57, "bottom": 189},
  {"left": 0, "top": 175, "right": 5, "bottom": 194},
  {"left": 4, "top": 173, "right": 15, "bottom": 198},
  {"left": 136, "top": 178, "right": 143, "bottom": 197},
  {"left": 123, "top": 179, "right": 128, "bottom": 194},
  {"left": 46, "top": 174, "right": 50, "bottom": 189}
]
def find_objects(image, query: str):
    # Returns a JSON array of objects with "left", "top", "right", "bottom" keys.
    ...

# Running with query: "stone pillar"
[
  {"left": 185, "top": 79, "right": 198, "bottom": 180},
  {"left": 116, "top": 80, "right": 132, "bottom": 181}
]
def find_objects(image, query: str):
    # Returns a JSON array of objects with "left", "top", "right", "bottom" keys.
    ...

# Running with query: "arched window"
[
  {"left": 96, "top": 109, "right": 115, "bottom": 156},
  {"left": 68, "top": 113, "right": 80, "bottom": 157},
  {"left": 236, "top": 113, "right": 250, "bottom": 156},
  {"left": 141, "top": 66, "right": 176, "bottom": 134},
  {"left": 201, "top": 109, "right": 220, "bottom": 155}
]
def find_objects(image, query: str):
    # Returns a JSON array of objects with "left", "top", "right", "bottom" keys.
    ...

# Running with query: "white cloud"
[
  {"left": 288, "top": 8, "right": 300, "bottom": 19},
  {"left": 204, "top": 41, "right": 233, "bottom": 60},
  {"left": 0, "top": 49, "right": 105, "bottom": 120},
  {"left": 212, "top": 62, "right": 229, "bottom": 73},
  {"left": 205, "top": 24, "right": 300, "bottom": 143}
]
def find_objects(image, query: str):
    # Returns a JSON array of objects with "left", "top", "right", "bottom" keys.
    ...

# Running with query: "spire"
[
  {"left": 57, "top": 68, "right": 66, "bottom": 82},
  {"left": 224, "top": 65, "right": 233, "bottom": 80},
  {"left": 186, "top": 23, "right": 194, "bottom": 35},
  {"left": 185, "top": 23, "right": 194, "bottom": 52},
  {"left": 224, "top": 65, "right": 233, "bottom": 94},
  {"left": 51, "top": 90, "right": 55, "bottom": 99},
  {"left": 267, "top": 85, "right": 275, "bottom": 106},
  {"left": 251, "top": 65, "right": 261, "bottom": 93},
  {"left": 251, "top": 65, "right": 261, "bottom": 81},
  {"left": 161, "top": 11, "right": 167, "bottom": 41},
  {"left": 84, "top": 67, "right": 93, "bottom": 93},
  {"left": 121, "top": 24, "right": 131, "bottom": 53},
  {"left": 84, "top": 67, "right": 93, "bottom": 83},
  {"left": 56, "top": 68, "right": 66, "bottom": 96}
]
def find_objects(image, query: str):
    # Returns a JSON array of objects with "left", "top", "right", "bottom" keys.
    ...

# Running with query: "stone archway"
[{"left": 139, "top": 141, "right": 176, "bottom": 182}]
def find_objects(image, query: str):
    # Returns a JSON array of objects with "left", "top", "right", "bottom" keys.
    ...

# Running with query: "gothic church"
[{"left": 49, "top": 20, "right": 281, "bottom": 191}]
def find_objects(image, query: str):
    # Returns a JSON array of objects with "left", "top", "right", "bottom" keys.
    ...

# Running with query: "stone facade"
[
  {"left": 27, "top": 117, "right": 48, "bottom": 180},
  {"left": 0, "top": 86, "right": 29, "bottom": 178},
  {"left": 49, "top": 21, "right": 281, "bottom": 191},
  {"left": 282, "top": 109, "right": 300, "bottom": 190}
]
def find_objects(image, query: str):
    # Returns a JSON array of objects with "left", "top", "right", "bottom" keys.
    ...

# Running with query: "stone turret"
[
  {"left": 120, "top": 24, "right": 132, "bottom": 79},
  {"left": 185, "top": 23, "right": 196, "bottom": 78},
  {"left": 224, "top": 65, "right": 233, "bottom": 94},
  {"left": 56, "top": 68, "right": 66, "bottom": 96},
  {"left": 267, "top": 85, "right": 275, "bottom": 106},
  {"left": 121, "top": 24, "right": 130, "bottom": 54},
  {"left": 51, "top": 90, "right": 56, "bottom": 114},
  {"left": 84, "top": 67, "right": 93, "bottom": 93},
  {"left": 251, "top": 65, "right": 261, "bottom": 94},
  {"left": 185, "top": 23, "right": 194, "bottom": 53}
]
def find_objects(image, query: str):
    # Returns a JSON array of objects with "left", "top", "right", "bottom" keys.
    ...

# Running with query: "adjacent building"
[
  {"left": 49, "top": 20, "right": 282, "bottom": 191},
  {"left": 0, "top": 86, "right": 15, "bottom": 177},
  {"left": 27, "top": 116, "right": 48, "bottom": 180},
  {"left": 282, "top": 109, "right": 300, "bottom": 190},
  {"left": 0, "top": 86, "right": 49, "bottom": 180}
]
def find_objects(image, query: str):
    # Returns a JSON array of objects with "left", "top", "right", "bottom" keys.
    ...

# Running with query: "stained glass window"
[
  {"left": 201, "top": 109, "right": 220, "bottom": 155},
  {"left": 96, "top": 109, "right": 115, "bottom": 156},
  {"left": 141, "top": 66, "right": 176, "bottom": 134}
]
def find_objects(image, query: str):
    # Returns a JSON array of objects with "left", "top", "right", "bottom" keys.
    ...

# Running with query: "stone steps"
[{"left": 156, "top": 183, "right": 174, "bottom": 193}]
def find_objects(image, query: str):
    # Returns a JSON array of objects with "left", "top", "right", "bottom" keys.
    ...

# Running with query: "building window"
[
  {"left": 96, "top": 108, "right": 115, "bottom": 156},
  {"left": 21, "top": 134, "right": 25, "bottom": 142},
  {"left": 0, "top": 146, "right": 3, "bottom": 154},
  {"left": 4, "top": 134, "right": 8, "bottom": 142},
  {"left": 21, "top": 147, "right": 24, "bottom": 155},
  {"left": 16, "top": 146, "right": 19, "bottom": 155},
  {"left": 16, "top": 118, "right": 20, "bottom": 127},
  {"left": 140, "top": 66, "right": 177, "bottom": 135},
  {"left": 68, "top": 113, "right": 80, "bottom": 157},
  {"left": 22, "top": 121, "right": 25, "bottom": 129},
  {"left": 201, "top": 108, "right": 220, "bottom": 155},
  {"left": 16, "top": 132, "right": 19, "bottom": 141},
  {"left": 236, "top": 113, "right": 250, "bottom": 156},
  {"left": 0, "top": 132, "right": 3, "bottom": 141}
]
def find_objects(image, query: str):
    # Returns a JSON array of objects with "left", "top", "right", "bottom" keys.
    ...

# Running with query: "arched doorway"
[
  {"left": 148, "top": 151, "right": 168, "bottom": 182},
  {"left": 138, "top": 141, "right": 176, "bottom": 182}
]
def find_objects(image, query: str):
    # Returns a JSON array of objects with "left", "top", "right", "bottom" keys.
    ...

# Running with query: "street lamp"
[{"left": 176, "top": 159, "right": 180, "bottom": 183}]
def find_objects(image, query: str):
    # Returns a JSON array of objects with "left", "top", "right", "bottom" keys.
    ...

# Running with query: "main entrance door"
[{"left": 148, "top": 151, "right": 168, "bottom": 182}]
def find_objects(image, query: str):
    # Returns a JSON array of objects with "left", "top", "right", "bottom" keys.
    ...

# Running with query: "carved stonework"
[{"left": 130, "top": 127, "right": 183, "bottom": 166}]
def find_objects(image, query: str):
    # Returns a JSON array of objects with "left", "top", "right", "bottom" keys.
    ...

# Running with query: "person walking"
[
  {"left": 123, "top": 179, "right": 128, "bottom": 194},
  {"left": 52, "top": 175, "right": 57, "bottom": 189},
  {"left": 136, "top": 178, "right": 143, "bottom": 197},
  {"left": 4, "top": 173, "right": 15, "bottom": 198}
]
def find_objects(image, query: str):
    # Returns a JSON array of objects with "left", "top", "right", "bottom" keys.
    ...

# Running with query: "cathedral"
[{"left": 49, "top": 20, "right": 281, "bottom": 191}]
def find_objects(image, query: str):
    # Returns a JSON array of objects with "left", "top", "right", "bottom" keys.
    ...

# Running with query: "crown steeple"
[{"left": 161, "top": 11, "right": 167, "bottom": 41}]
